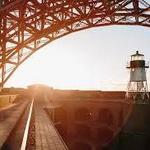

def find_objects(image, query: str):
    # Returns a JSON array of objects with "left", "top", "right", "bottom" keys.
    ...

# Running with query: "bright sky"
[{"left": 6, "top": 25, "right": 150, "bottom": 91}]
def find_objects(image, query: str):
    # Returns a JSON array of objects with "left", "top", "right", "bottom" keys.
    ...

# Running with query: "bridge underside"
[{"left": 0, "top": 0, "right": 150, "bottom": 87}]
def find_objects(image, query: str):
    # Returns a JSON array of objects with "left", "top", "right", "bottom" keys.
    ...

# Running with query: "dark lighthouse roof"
[{"left": 131, "top": 51, "right": 144, "bottom": 57}]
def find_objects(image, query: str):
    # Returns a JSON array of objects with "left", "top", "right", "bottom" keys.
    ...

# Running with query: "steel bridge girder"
[{"left": 0, "top": 0, "right": 150, "bottom": 87}]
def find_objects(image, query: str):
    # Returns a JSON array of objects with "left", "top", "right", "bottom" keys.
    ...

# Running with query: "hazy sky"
[{"left": 6, "top": 25, "right": 150, "bottom": 91}]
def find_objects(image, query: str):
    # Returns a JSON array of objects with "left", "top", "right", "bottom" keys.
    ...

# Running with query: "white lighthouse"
[{"left": 126, "top": 51, "right": 149, "bottom": 104}]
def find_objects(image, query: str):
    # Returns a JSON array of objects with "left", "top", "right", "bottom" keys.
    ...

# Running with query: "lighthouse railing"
[
  {"left": 145, "top": 61, "right": 149, "bottom": 68},
  {"left": 126, "top": 62, "right": 130, "bottom": 68}
]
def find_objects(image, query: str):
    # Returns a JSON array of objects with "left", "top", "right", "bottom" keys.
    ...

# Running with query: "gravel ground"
[{"left": 26, "top": 106, "right": 36, "bottom": 150}]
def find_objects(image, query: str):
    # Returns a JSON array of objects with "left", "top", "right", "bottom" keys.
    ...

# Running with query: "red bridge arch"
[{"left": 0, "top": 0, "right": 149, "bottom": 86}]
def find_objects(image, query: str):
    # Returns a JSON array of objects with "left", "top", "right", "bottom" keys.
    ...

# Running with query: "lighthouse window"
[{"left": 131, "top": 56, "right": 144, "bottom": 61}]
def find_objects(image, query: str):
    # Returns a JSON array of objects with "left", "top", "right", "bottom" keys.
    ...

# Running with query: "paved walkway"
[
  {"left": 35, "top": 95, "right": 68, "bottom": 150},
  {"left": 0, "top": 101, "right": 29, "bottom": 148}
]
